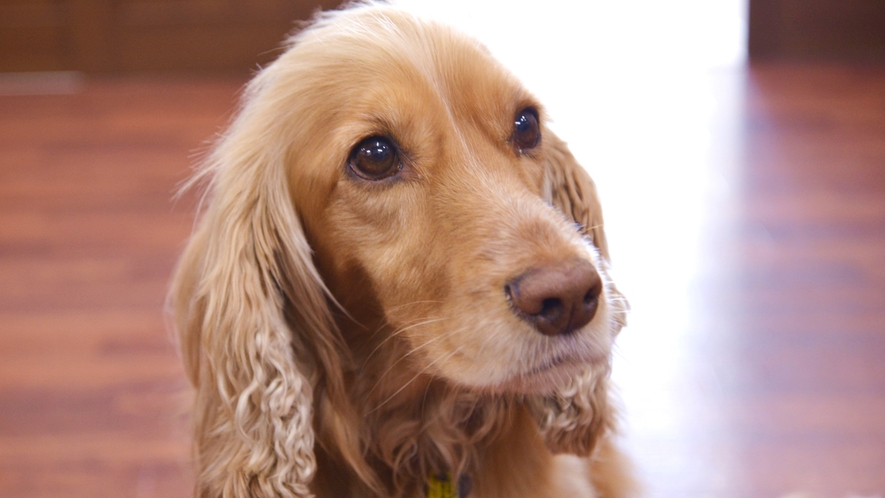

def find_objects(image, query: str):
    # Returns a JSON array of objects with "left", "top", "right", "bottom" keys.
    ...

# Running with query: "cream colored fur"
[{"left": 169, "top": 4, "right": 634, "bottom": 497}]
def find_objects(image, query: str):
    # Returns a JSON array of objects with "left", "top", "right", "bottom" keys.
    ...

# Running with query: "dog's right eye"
[
  {"left": 513, "top": 107, "right": 541, "bottom": 151},
  {"left": 348, "top": 136, "right": 400, "bottom": 181}
]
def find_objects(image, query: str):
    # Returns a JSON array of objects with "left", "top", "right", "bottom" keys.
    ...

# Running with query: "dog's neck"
[
  {"left": 359, "top": 334, "right": 510, "bottom": 493},
  {"left": 312, "top": 318, "right": 554, "bottom": 498}
]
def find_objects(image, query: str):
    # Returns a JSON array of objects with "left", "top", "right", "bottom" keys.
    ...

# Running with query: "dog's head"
[{"left": 171, "top": 4, "right": 626, "bottom": 496}]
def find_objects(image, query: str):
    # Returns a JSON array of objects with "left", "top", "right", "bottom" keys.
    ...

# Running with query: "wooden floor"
[{"left": 0, "top": 64, "right": 883, "bottom": 497}]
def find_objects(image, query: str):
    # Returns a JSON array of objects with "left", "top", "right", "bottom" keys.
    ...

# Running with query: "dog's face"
[
  {"left": 263, "top": 10, "right": 618, "bottom": 395},
  {"left": 171, "top": 7, "right": 627, "bottom": 494}
]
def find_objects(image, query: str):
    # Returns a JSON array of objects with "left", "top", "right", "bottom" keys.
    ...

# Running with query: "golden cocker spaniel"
[{"left": 170, "top": 3, "right": 633, "bottom": 497}]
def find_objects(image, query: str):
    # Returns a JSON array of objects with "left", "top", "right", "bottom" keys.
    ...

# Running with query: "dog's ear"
[
  {"left": 530, "top": 131, "right": 628, "bottom": 456},
  {"left": 543, "top": 131, "right": 611, "bottom": 260},
  {"left": 169, "top": 85, "right": 347, "bottom": 496}
]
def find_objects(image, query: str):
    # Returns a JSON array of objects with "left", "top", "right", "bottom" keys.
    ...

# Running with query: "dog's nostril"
[
  {"left": 584, "top": 280, "right": 602, "bottom": 304},
  {"left": 506, "top": 259, "right": 602, "bottom": 336},
  {"left": 540, "top": 298, "right": 562, "bottom": 316},
  {"left": 537, "top": 298, "right": 565, "bottom": 326}
]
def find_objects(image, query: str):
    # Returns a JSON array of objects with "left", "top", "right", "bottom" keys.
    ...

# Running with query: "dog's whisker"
[
  {"left": 360, "top": 316, "right": 446, "bottom": 370},
  {"left": 368, "top": 343, "right": 467, "bottom": 415},
  {"left": 366, "top": 302, "right": 446, "bottom": 338},
  {"left": 365, "top": 314, "right": 441, "bottom": 345},
  {"left": 383, "top": 299, "right": 444, "bottom": 314},
  {"left": 364, "top": 325, "right": 463, "bottom": 399},
  {"left": 610, "top": 342, "right": 630, "bottom": 363}
]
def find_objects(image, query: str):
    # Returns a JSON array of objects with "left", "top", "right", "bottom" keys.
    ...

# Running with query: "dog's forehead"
[{"left": 296, "top": 7, "right": 532, "bottom": 121}]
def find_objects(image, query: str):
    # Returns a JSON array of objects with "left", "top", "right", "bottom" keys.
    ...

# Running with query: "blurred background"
[{"left": 1, "top": 1, "right": 884, "bottom": 497}]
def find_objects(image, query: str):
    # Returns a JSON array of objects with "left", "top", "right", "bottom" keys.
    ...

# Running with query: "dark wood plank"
[
  {"left": 749, "top": 0, "right": 885, "bottom": 61},
  {"left": 730, "top": 65, "right": 885, "bottom": 496},
  {"left": 0, "top": 75, "right": 246, "bottom": 498},
  {"left": 0, "top": 0, "right": 340, "bottom": 73}
]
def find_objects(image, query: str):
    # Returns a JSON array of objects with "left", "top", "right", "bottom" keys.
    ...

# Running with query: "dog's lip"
[
  {"left": 522, "top": 355, "right": 571, "bottom": 377},
  {"left": 520, "top": 348, "right": 607, "bottom": 379}
]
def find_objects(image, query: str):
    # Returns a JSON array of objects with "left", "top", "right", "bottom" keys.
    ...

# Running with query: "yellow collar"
[{"left": 427, "top": 473, "right": 471, "bottom": 498}]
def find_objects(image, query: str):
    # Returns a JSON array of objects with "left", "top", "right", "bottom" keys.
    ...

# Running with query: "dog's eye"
[
  {"left": 513, "top": 107, "right": 541, "bottom": 151},
  {"left": 349, "top": 136, "right": 400, "bottom": 180}
]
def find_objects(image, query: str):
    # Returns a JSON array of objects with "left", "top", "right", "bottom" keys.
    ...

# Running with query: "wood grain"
[
  {"left": 0, "top": 76, "right": 245, "bottom": 498},
  {"left": 0, "top": 0, "right": 340, "bottom": 73},
  {"left": 0, "top": 64, "right": 883, "bottom": 497},
  {"left": 749, "top": 0, "right": 885, "bottom": 61}
]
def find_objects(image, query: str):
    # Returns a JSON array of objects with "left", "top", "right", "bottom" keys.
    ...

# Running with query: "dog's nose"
[{"left": 505, "top": 259, "right": 602, "bottom": 336}]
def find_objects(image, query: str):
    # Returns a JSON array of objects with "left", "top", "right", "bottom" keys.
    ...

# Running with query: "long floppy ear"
[
  {"left": 169, "top": 80, "right": 347, "bottom": 497},
  {"left": 529, "top": 131, "right": 628, "bottom": 456},
  {"left": 543, "top": 132, "right": 611, "bottom": 260}
]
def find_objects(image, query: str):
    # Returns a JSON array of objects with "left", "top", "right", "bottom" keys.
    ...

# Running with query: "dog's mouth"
[
  {"left": 523, "top": 355, "right": 570, "bottom": 377},
  {"left": 487, "top": 354, "right": 584, "bottom": 394},
  {"left": 516, "top": 346, "right": 608, "bottom": 386}
]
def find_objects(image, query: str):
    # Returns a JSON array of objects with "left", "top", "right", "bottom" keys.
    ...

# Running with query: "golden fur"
[{"left": 169, "top": 4, "right": 634, "bottom": 497}]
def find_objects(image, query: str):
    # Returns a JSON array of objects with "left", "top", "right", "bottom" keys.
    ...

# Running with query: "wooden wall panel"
[
  {"left": 0, "top": 1, "right": 70, "bottom": 72},
  {"left": 0, "top": 0, "right": 341, "bottom": 73},
  {"left": 750, "top": 0, "right": 885, "bottom": 60}
]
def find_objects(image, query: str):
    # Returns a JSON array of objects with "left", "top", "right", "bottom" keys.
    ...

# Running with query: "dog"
[{"left": 169, "top": 3, "right": 633, "bottom": 497}]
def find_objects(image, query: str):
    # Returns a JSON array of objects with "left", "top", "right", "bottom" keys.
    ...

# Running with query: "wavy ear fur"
[
  {"left": 169, "top": 71, "right": 352, "bottom": 497},
  {"left": 543, "top": 132, "right": 611, "bottom": 260},
  {"left": 531, "top": 131, "right": 628, "bottom": 456}
]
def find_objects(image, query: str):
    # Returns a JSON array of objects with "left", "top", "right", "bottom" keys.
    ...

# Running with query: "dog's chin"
[
  {"left": 467, "top": 354, "right": 605, "bottom": 396},
  {"left": 496, "top": 334, "right": 614, "bottom": 396},
  {"left": 499, "top": 359, "right": 589, "bottom": 395}
]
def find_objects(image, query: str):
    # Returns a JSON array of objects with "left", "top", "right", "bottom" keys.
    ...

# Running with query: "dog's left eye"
[
  {"left": 349, "top": 136, "right": 400, "bottom": 180},
  {"left": 513, "top": 107, "right": 541, "bottom": 151}
]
